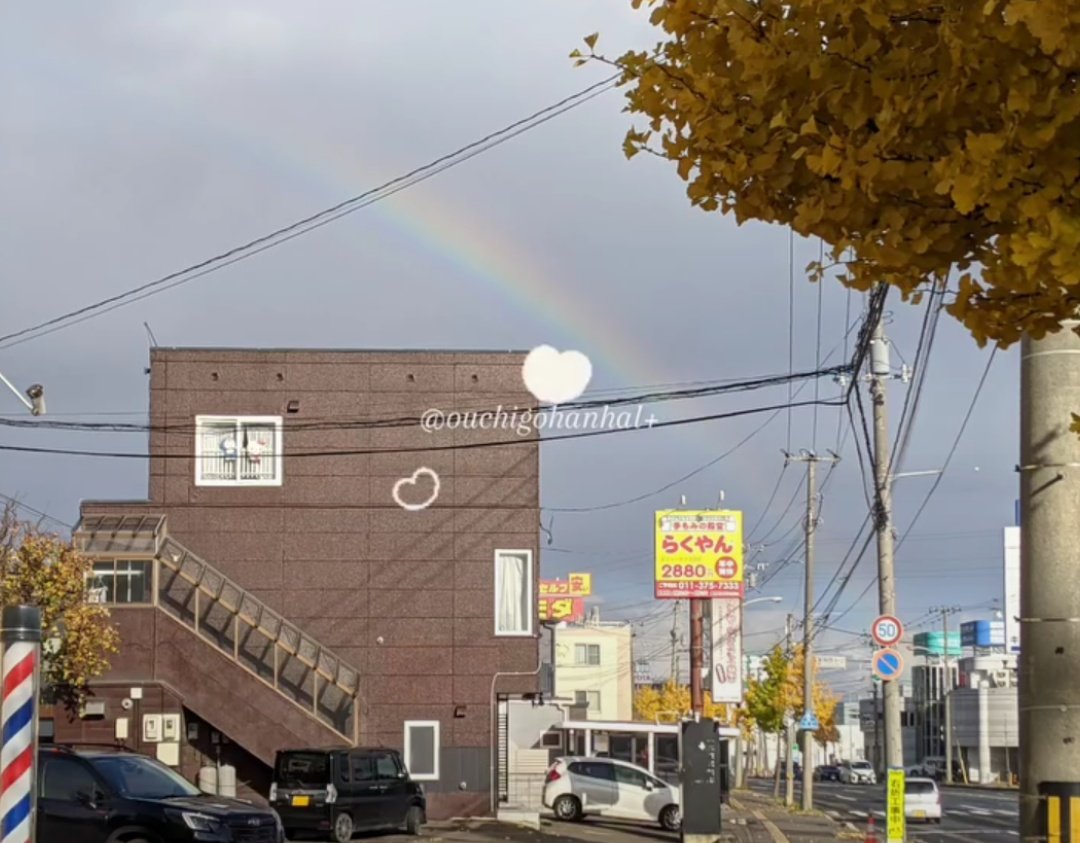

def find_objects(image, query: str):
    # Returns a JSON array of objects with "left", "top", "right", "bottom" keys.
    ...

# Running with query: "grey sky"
[{"left": 0, "top": 1, "right": 1017, "bottom": 697}]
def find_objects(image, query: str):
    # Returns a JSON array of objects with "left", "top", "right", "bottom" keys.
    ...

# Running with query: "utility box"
[
  {"left": 162, "top": 714, "right": 181, "bottom": 742},
  {"left": 143, "top": 714, "right": 162, "bottom": 743},
  {"left": 680, "top": 718, "right": 722, "bottom": 843}
]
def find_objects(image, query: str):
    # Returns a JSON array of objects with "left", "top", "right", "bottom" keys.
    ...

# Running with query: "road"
[{"left": 748, "top": 777, "right": 1019, "bottom": 842}]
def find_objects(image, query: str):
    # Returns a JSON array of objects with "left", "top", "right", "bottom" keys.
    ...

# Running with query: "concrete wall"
[{"left": 553, "top": 623, "right": 633, "bottom": 721}]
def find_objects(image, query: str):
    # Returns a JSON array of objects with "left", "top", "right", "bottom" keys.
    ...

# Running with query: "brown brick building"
[{"left": 65, "top": 348, "right": 541, "bottom": 818}]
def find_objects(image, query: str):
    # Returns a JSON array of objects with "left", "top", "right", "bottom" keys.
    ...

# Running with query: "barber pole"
[{"left": 0, "top": 606, "right": 42, "bottom": 843}]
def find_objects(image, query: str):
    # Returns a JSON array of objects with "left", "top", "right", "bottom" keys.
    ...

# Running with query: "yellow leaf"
[{"left": 584, "top": 32, "right": 599, "bottom": 50}]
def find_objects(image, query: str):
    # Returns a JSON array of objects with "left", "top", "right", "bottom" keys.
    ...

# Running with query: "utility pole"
[
  {"left": 783, "top": 449, "right": 840, "bottom": 811},
  {"left": 784, "top": 613, "right": 795, "bottom": 807},
  {"left": 670, "top": 601, "right": 680, "bottom": 683},
  {"left": 868, "top": 316, "right": 904, "bottom": 772},
  {"left": 931, "top": 605, "right": 960, "bottom": 784},
  {"left": 690, "top": 598, "right": 705, "bottom": 715},
  {"left": 1019, "top": 320, "right": 1080, "bottom": 841}
]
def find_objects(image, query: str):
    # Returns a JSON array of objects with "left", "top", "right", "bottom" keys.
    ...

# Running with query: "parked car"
[
  {"left": 543, "top": 756, "right": 682, "bottom": 832},
  {"left": 269, "top": 747, "right": 425, "bottom": 842},
  {"left": 36, "top": 743, "right": 284, "bottom": 843},
  {"left": 814, "top": 765, "right": 841, "bottom": 782},
  {"left": 839, "top": 760, "right": 877, "bottom": 785},
  {"left": 905, "top": 777, "right": 943, "bottom": 823}
]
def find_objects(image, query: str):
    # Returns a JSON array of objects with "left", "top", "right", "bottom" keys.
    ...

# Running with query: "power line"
[
  {"left": 0, "top": 366, "right": 846, "bottom": 435},
  {"left": 0, "top": 396, "right": 846, "bottom": 461},
  {"left": 0, "top": 75, "right": 620, "bottom": 350}
]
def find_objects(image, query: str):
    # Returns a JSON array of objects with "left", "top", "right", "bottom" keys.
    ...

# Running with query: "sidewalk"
[{"left": 731, "top": 788, "right": 851, "bottom": 843}]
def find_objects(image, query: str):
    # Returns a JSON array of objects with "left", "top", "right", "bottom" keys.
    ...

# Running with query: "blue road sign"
[
  {"left": 872, "top": 647, "right": 904, "bottom": 682},
  {"left": 799, "top": 712, "right": 820, "bottom": 731}
]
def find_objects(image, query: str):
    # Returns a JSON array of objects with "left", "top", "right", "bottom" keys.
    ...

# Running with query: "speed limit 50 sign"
[{"left": 872, "top": 615, "right": 904, "bottom": 647}]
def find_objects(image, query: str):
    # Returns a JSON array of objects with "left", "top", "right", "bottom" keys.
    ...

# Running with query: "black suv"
[
  {"left": 270, "top": 747, "right": 426, "bottom": 842},
  {"left": 36, "top": 745, "right": 284, "bottom": 843}
]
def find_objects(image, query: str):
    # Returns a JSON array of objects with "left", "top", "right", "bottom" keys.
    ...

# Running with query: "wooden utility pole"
[{"left": 783, "top": 449, "right": 840, "bottom": 812}]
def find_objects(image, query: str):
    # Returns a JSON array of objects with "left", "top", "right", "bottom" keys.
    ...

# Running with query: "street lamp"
[
  {"left": 745, "top": 596, "right": 784, "bottom": 608},
  {"left": 0, "top": 369, "right": 45, "bottom": 416}
]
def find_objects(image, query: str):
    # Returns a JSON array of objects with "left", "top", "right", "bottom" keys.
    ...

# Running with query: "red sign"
[
  {"left": 539, "top": 597, "right": 585, "bottom": 622},
  {"left": 655, "top": 580, "right": 745, "bottom": 598}
]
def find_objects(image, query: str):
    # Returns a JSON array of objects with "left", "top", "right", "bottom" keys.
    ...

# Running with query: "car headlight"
[{"left": 167, "top": 809, "right": 223, "bottom": 831}]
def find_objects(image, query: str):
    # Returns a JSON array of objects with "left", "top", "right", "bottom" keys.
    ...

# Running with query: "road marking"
[
  {"left": 995, "top": 809, "right": 1017, "bottom": 817},
  {"left": 751, "top": 809, "right": 789, "bottom": 843},
  {"left": 834, "top": 794, "right": 856, "bottom": 802},
  {"left": 849, "top": 810, "right": 867, "bottom": 818},
  {"left": 961, "top": 805, "right": 993, "bottom": 816}
]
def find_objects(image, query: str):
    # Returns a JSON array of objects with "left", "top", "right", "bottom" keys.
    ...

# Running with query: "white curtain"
[{"left": 496, "top": 551, "right": 529, "bottom": 634}]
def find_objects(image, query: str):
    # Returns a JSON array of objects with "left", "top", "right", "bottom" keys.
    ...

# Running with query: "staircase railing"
[{"left": 155, "top": 535, "right": 360, "bottom": 742}]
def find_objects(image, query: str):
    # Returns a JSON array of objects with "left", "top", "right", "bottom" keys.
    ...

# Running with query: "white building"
[{"left": 553, "top": 618, "right": 634, "bottom": 722}]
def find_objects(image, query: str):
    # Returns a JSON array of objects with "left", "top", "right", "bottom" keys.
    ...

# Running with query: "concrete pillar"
[
  {"left": 978, "top": 686, "right": 991, "bottom": 783},
  {"left": 1019, "top": 323, "right": 1080, "bottom": 838}
]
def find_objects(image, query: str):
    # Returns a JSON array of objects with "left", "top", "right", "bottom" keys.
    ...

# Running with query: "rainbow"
[{"left": 19, "top": 38, "right": 665, "bottom": 389}]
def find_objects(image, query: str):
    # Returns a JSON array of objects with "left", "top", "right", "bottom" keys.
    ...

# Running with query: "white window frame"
[
  {"left": 403, "top": 720, "right": 440, "bottom": 782},
  {"left": 194, "top": 415, "right": 283, "bottom": 487},
  {"left": 493, "top": 549, "right": 534, "bottom": 638}
]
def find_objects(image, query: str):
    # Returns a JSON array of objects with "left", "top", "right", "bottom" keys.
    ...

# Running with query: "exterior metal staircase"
[
  {"left": 76, "top": 515, "right": 362, "bottom": 751},
  {"left": 155, "top": 534, "right": 361, "bottom": 741}
]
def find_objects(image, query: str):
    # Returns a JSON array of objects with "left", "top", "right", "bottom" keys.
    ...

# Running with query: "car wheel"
[
  {"left": 333, "top": 812, "right": 354, "bottom": 842},
  {"left": 553, "top": 794, "right": 583, "bottom": 821},
  {"left": 659, "top": 805, "right": 681, "bottom": 832},
  {"left": 405, "top": 805, "right": 424, "bottom": 835}
]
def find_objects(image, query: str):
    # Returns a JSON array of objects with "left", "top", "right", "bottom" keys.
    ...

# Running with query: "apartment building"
[
  {"left": 552, "top": 617, "right": 633, "bottom": 721},
  {"left": 67, "top": 347, "right": 541, "bottom": 818}
]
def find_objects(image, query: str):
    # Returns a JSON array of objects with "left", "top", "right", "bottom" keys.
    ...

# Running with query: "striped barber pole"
[
  {"left": 0, "top": 606, "right": 42, "bottom": 843},
  {"left": 0, "top": 644, "right": 35, "bottom": 843}
]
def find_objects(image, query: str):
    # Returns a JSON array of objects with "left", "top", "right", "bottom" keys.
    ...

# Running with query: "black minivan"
[{"left": 270, "top": 747, "right": 426, "bottom": 842}]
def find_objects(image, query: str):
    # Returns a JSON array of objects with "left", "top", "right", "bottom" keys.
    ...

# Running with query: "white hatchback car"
[
  {"left": 905, "top": 777, "right": 943, "bottom": 823},
  {"left": 839, "top": 760, "right": 877, "bottom": 785},
  {"left": 542, "top": 757, "right": 682, "bottom": 831}
]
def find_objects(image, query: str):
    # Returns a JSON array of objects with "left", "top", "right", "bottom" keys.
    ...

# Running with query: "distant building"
[
  {"left": 913, "top": 661, "right": 961, "bottom": 761},
  {"left": 553, "top": 618, "right": 634, "bottom": 721}
]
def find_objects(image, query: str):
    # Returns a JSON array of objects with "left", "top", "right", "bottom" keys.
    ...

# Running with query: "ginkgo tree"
[
  {"left": 742, "top": 643, "right": 838, "bottom": 785},
  {"left": 0, "top": 504, "right": 120, "bottom": 713},
  {"left": 574, "top": 2, "right": 1080, "bottom": 348},
  {"left": 634, "top": 677, "right": 735, "bottom": 722}
]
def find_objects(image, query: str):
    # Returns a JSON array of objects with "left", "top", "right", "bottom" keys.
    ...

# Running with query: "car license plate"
[
  {"left": 914, "top": 810, "right": 926, "bottom": 818},
  {"left": 291, "top": 795, "right": 310, "bottom": 807}
]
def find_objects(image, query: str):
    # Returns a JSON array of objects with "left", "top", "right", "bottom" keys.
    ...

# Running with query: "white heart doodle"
[
  {"left": 392, "top": 467, "right": 441, "bottom": 511},
  {"left": 522, "top": 344, "right": 592, "bottom": 405}
]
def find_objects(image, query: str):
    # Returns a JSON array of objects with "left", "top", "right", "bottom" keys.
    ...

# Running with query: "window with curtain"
[
  {"left": 494, "top": 550, "right": 532, "bottom": 636},
  {"left": 195, "top": 415, "right": 282, "bottom": 486},
  {"left": 86, "top": 560, "right": 152, "bottom": 604}
]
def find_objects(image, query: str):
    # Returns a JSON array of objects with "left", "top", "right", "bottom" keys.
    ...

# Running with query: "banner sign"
[
  {"left": 887, "top": 768, "right": 905, "bottom": 843},
  {"left": 709, "top": 597, "right": 743, "bottom": 703},
  {"left": 539, "top": 597, "right": 585, "bottom": 622},
  {"left": 654, "top": 510, "right": 744, "bottom": 598},
  {"left": 539, "top": 573, "right": 592, "bottom": 597}
]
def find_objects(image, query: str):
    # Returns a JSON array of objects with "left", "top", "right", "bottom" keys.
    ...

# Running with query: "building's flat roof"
[
  {"left": 149, "top": 346, "right": 531, "bottom": 354},
  {"left": 554, "top": 719, "right": 740, "bottom": 738}
]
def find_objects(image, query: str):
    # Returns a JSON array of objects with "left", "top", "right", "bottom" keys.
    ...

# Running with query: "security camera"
[{"left": 25, "top": 384, "right": 45, "bottom": 416}]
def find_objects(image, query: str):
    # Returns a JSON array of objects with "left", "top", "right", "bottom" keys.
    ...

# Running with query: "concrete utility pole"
[
  {"left": 784, "top": 613, "right": 795, "bottom": 807},
  {"left": 931, "top": 605, "right": 961, "bottom": 784},
  {"left": 868, "top": 316, "right": 904, "bottom": 772},
  {"left": 783, "top": 449, "right": 840, "bottom": 812},
  {"left": 1019, "top": 322, "right": 1080, "bottom": 840},
  {"left": 670, "top": 601, "right": 680, "bottom": 683}
]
